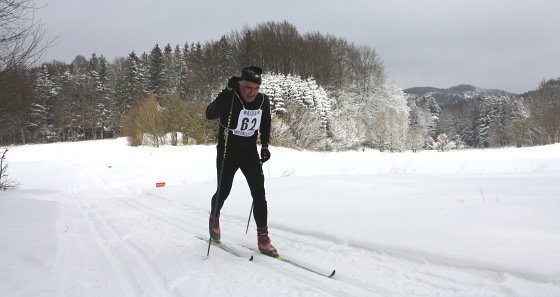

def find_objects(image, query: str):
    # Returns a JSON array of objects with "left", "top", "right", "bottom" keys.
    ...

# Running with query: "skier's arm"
[
  {"left": 205, "top": 96, "right": 221, "bottom": 120},
  {"left": 206, "top": 77, "right": 241, "bottom": 120},
  {"left": 206, "top": 90, "right": 230, "bottom": 120}
]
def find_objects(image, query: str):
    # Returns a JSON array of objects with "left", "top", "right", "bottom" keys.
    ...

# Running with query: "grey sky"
[{"left": 36, "top": 0, "right": 560, "bottom": 93}]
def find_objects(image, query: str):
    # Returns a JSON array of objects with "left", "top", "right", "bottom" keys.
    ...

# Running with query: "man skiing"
[{"left": 205, "top": 66, "right": 277, "bottom": 256}]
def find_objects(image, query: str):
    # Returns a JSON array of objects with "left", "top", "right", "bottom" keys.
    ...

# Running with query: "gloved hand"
[
  {"left": 226, "top": 76, "right": 241, "bottom": 91},
  {"left": 260, "top": 145, "right": 270, "bottom": 163}
]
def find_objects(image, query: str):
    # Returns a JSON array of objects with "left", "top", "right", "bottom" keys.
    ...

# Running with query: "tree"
[
  {"left": 358, "top": 80, "right": 409, "bottom": 151},
  {"left": 437, "top": 99, "right": 477, "bottom": 147},
  {"left": 408, "top": 93, "right": 440, "bottom": 141},
  {"left": 0, "top": 0, "right": 55, "bottom": 76},
  {"left": 407, "top": 125, "right": 425, "bottom": 152},
  {"left": 429, "top": 133, "right": 461, "bottom": 152},
  {"left": 28, "top": 64, "right": 56, "bottom": 142},
  {"left": 121, "top": 94, "right": 165, "bottom": 147},
  {"left": 114, "top": 51, "right": 144, "bottom": 115},
  {"left": 261, "top": 73, "right": 332, "bottom": 149},
  {"left": 530, "top": 78, "right": 560, "bottom": 145},
  {"left": 147, "top": 44, "right": 165, "bottom": 97},
  {"left": 180, "top": 99, "right": 215, "bottom": 144}
]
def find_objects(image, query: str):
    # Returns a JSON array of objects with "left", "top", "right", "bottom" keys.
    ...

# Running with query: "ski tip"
[
  {"left": 328, "top": 270, "right": 336, "bottom": 278},
  {"left": 249, "top": 255, "right": 254, "bottom": 261}
]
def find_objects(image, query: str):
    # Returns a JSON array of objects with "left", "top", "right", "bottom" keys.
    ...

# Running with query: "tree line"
[
  {"left": 1, "top": 12, "right": 559, "bottom": 151},
  {"left": 2, "top": 20, "right": 400, "bottom": 150}
]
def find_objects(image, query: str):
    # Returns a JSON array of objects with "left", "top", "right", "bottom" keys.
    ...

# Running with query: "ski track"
[
  {"left": 56, "top": 160, "right": 560, "bottom": 297},
  {"left": 62, "top": 166, "right": 186, "bottom": 297},
  {"left": 62, "top": 163, "right": 363, "bottom": 297},
  {"left": 142, "top": 190, "right": 558, "bottom": 297},
  {"left": 113, "top": 196, "right": 366, "bottom": 297}
]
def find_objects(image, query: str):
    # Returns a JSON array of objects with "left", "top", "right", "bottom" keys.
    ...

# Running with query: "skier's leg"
[
  {"left": 210, "top": 147, "right": 239, "bottom": 215},
  {"left": 240, "top": 148, "right": 277, "bottom": 256},
  {"left": 240, "top": 148, "right": 267, "bottom": 228},
  {"left": 209, "top": 147, "right": 239, "bottom": 241}
]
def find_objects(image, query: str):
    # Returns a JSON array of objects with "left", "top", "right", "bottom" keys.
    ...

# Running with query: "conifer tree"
[
  {"left": 147, "top": 44, "right": 165, "bottom": 97},
  {"left": 29, "top": 65, "right": 56, "bottom": 142}
]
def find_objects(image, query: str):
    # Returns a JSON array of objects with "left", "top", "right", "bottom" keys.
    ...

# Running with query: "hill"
[{"left": 404, "top": 84, "right": 515, "bottom": 106}]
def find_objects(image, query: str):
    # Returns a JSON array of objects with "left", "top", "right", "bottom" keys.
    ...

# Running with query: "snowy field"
[{"left": 1, "top": 138, "right": 560, "bottom": 297}]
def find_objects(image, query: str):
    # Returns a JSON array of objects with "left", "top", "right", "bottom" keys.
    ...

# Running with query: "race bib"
[{"left": 233, "top": 109, "right": 262, "bottom": 137}]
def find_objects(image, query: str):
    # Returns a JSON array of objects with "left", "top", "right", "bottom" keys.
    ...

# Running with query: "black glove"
[
  {"left": 260, "top": 145, "right": 270, "bottom": 163},
  {"left": 226, "top": 76, "right": 241, "bottom": 91}
]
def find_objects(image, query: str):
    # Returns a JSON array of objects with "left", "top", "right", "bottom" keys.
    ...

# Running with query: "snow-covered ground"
[{"left": 1, "top": 138, "right": 559, "bottom": 297}]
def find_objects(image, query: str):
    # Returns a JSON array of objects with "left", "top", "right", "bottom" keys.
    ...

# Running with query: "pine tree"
[
  {"left": 172, "top": 45, "right": 188, "bottom": 100},
  {"left": 147, "top": 44, "right": 165, "bottom": 97},
  {"left": 29, "top": 64, "right": 58, "bottom": 142}
]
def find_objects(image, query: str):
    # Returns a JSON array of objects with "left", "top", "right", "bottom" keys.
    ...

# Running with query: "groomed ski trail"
[{"left": 52, "top": 154, "right": 560, "bottom": 297}]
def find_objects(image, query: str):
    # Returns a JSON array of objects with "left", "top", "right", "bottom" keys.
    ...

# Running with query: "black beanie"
[{"left": 241, "top": 66, "right": 262, "bottom": 85}]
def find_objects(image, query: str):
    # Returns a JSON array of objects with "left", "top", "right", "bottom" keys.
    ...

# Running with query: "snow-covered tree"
[
  {"left": 530, "top": 78, "right": 560, "bottom": 145},
  {"left": 118, "top": 51, "right": 144, "bottom": 112},
  {"left": 408, "top": 93, "right": 440, "bottom": 141},
  {"left": 428, "top": 133, "right": 464, "bottom": 152},
  {"left": 29, "top": 64, "right": 58, "bottom": 142},
  {"left": 88, "top": 54, "right": 113, "bottom": 139},
  {"left": 357, "top": 79, "right": 410, "bottom": 151},
  {"left": 172, "top": 45, "right": 189, "bottom": 99},
  {"left": 147, "top": 44, "right": 166, "bottom": 97},
  {"left": 52, "top": 69, "right": 81, "bottom": 141},
  {"left": 475, "top": 95, "right": 512, "bottom": 147},
  {"left": 261, "top": 73, "right": 332, "bottom": 149}
]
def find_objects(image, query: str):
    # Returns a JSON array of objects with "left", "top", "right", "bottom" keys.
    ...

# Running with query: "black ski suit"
[{"left": 205, "top": 86, "right": 272, "bottom": 228}]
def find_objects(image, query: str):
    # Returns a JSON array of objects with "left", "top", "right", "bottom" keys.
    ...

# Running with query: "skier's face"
[{"left": 239, "top": 80, "right": 260, "bottom": 103}]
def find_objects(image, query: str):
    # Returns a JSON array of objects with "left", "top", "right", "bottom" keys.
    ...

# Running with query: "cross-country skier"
[{"left": 205, "top": 66, "right": 277, "bottom": 256}]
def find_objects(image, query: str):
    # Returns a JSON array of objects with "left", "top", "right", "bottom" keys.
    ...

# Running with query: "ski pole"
[
  {"left": 207, "top": 93, "right": 235, "bottom": 257},
  {"left": 245, "top": 202, "right": 254, "bottom": 233}
]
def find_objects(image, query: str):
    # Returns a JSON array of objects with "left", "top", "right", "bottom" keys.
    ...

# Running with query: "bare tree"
[
  {"left": 160, "top": 92, "right": 213, "bottom": 145},
  {"left": 121, "top": 94, "right": 165, "bottom": 147},
  {"left": 0, "top": 0, "right": 56, "bottom": 76}
]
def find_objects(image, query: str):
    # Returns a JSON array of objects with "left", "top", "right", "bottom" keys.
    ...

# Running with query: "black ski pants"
[{"left": 210, "top": 146, "right": 268, "bottom": 228}]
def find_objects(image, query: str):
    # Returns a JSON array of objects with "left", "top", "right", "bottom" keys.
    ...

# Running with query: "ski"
[
  {"left": 195, "top": 235, "right": 254, "bottom": 261},
  {"left": 243, "top": 245, "right": 335, "bottom": 278}
]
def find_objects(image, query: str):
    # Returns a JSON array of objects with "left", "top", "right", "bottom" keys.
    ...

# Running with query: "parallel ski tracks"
[
  {"left": 66, "top": 167, "right": 186, "bottom": 297},
  {"left": 113, "top": 196, "right": 383, "bottom": 297},
  {"left": 67, "top": 164, "right": 550, "bottom": 297}
]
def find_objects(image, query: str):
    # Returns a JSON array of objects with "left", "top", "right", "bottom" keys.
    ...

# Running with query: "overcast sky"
[{"left": 36, "top": 0, "right": 560, "bottom": 94}]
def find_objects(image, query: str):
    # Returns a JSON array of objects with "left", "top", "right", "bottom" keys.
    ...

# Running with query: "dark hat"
[{"left": 241, "top": 66, "right": 262, "bottom": 85}]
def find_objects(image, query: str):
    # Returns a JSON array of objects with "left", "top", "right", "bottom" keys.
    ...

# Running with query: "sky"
[{"left": 35, "top": 0, "right": 560, "bottom": 94}]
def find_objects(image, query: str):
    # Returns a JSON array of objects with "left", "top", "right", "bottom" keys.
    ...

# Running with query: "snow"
[{"left": 1, "top": 138, "right": 560, "bottom": 297}]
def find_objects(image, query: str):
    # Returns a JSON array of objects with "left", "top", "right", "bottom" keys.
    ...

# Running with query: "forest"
[{"left": 1, "top": 17, "right": 559, "bottom": 151}]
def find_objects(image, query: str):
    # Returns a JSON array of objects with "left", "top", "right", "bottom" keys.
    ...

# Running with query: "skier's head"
[
  {"left": 241, "top": 66, "right": 262, "bottom": 85},
  {"left": 239, "top": 66, "right": 262, "bottom": 103}
]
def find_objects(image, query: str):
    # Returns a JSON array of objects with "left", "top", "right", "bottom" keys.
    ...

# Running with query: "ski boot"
[
  {"left": 257, "top": 226, "right": 278, "bottom": 257},
  {"left": 209, "top": 213, "right": 220, "bottom": 243}
]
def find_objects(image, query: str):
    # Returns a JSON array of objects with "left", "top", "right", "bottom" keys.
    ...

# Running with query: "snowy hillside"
[
  {"left": 1, "top": 138, "right": 559, "bottom": 297},
  {"left": 404, "top": 84, "right": 514, "bottom": 106}
]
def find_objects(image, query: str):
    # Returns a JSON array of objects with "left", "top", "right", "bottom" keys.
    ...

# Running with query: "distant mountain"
[{"left": 404, "top": 84, "right": 515, "bottom": 106}]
